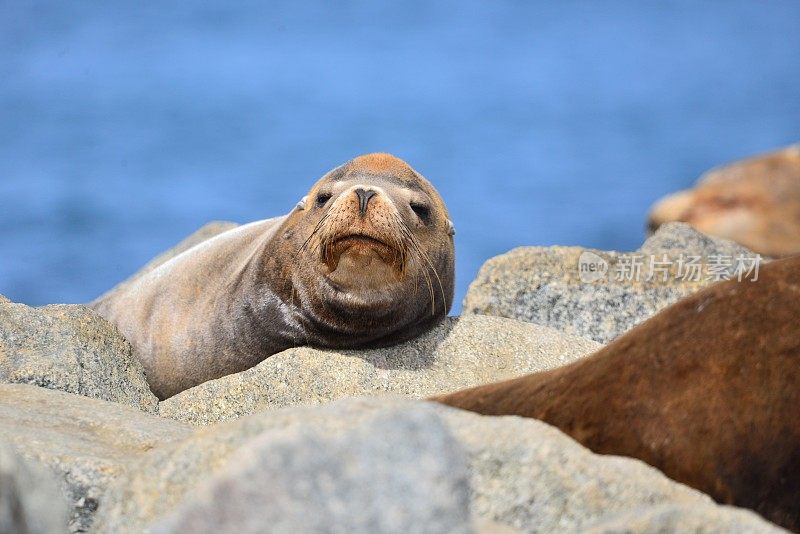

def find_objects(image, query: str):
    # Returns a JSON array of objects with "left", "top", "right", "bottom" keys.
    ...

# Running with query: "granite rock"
[
  {"left": 463, "top": 223, "right": 759, "bottom": 343},
  {"left": 152, "top": 408, "right": 472, "bottom": 534},
  {"left": 0, "top": 302, "right": 158, "bottom": 412},
  {"left": 0, "top": 384, "right": 191, "bottom": 532},
  {"left": 583, "top": 503, "right": 784, "bottom": 533},
  {"left": 0, "top": 442, "right": 69, "bottom": 534},
  {"left": 159, "top": 314, "right": 600, "bottom": 425},
  {"left": 97, "top": 396, "right": 778, "bottom": 533}
]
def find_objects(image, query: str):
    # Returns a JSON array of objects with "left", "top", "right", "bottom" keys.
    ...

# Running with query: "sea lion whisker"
[
  {"left": 394, "top": 222, "right": 433, "bottom": 311},
  {"left": 399, "top": 219, "right": 445, "bottom": 316},
  {"left": 405, "top": 236, "right": 436, "bottom": 315},
  {"left": 299, "top": 211, "right": 332, "bottom": 255},
  {"left": 415, "top": 243, "right": 446, "bottom": 311}
]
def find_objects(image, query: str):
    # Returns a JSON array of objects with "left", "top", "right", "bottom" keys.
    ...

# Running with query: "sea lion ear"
[
  {"left": 296, "top": 195, "right": 308, "bottom": 211},
  {"left": 446, "top": 219, "right": 456, "bottom": 236}
]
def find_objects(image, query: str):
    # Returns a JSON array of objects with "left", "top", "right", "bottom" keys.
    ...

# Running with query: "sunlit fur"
[{"left": 648, "top": 144, "right": 800, "bottom": 257}]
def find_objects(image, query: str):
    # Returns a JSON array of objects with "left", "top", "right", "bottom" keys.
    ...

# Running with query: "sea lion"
[
  {"left": 92, "top": 153, "right": 455, "bottom": 399},
  {"left": 434, "top": 256, "right": 800, "bottom": 531},
  {"left": 648, "top": 144, "right": 800, "bottom": 257}
]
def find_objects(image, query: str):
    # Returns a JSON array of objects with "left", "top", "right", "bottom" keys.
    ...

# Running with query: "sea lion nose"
[
  {"left": 646, "top": 216, "right": 660, "bottom": 235},
  {"left": 354, "top": 188, "right": 377, "bottom": 216}
]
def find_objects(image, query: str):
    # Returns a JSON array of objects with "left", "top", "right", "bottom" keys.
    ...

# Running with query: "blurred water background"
[{"left": 1, "top": 1, "right": 799, "bottom": 311}]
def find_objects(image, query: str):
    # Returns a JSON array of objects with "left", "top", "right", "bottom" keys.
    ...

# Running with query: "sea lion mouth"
[
  {"left": 323, "top": 233, "right": 402, "bottom": 273},
  {"left": 332, "top": 234, "right": 390, "bottom": 250}
]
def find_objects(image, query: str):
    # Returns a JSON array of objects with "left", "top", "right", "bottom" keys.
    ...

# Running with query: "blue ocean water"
[{"left": 1, "top": 1, "right": 799, "bottom": 311}]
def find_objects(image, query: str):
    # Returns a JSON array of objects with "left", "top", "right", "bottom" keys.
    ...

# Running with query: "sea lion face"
[
  {"left": 647, "top": 145, "right": 800, "bottom": 257},
  {"left": 280, "top": 153, "right": 455, "bottom": 342}
]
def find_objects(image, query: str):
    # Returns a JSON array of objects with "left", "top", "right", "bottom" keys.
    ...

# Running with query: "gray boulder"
[
  {"left": 583, "top": 504, "right": 784, "bottom": 533},
  {"left": 0, "top": 442, "right": 69, "bottom": 534},
  {"left": 159, "top": 315, "right": 600, "bottom": 425},
  {"left": 96, "top": 396, "right": 780, "bottom": 533},
  {"left": 0, "top": 384, "right": 191, "bottom": 532},
  {"left": 152, "top": 408, "right": 472, "bottom": 534},
  {"left": 463, "top": 223, "right": 760, "bottom": 343},
  {"left": 0, "top": 301, "right": 158, "bottom": 412}
]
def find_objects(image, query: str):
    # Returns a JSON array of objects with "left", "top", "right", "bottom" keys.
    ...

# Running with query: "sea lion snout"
[
  {"left": 354, "top": 187, "right": 378, "bottom": 216},
  {"left": 646, "top": 217, "right": 659, "bottom": 235},
  {"left": 312, "top": 183, "right": 406, "bottom": 279},
  {"left": 647, "top": 189, "right": 695, "bottom": 234}
]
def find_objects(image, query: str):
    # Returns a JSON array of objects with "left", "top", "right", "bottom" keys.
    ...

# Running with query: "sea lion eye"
[
  {"left": 410, "top": 202, "right": 431, "bottom": 223},
  {"left": 316, "top": 193, "right": 332, "bottom": 207}
]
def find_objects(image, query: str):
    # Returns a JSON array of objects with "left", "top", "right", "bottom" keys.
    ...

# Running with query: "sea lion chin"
[
  {"left": 91, "top": 153, "right": 455, "bottom": 399},
  {"left": 325, "top": 240, "right": 401, "bottom": 291}
]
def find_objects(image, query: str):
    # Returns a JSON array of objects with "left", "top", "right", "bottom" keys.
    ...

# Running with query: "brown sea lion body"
[
  {"left": 648, "top": 144, "right": 800, "bottom": 257},
  {"left": 92, "top": 154, "right": 455, "bottom": 399},
  {"left": 435, "top": 257, "right": 800, "bottom": 531}
]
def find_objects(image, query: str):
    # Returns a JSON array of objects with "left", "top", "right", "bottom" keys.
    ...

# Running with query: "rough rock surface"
[
  {"left": 152, "top": 408, "right": 472, "bottom": 534},
  {"left": 0, "top": 301, "right": 158, "bottom": 412},
  {"left": 441, "top": 255, "right": 800, "bottom": 530},
  {"left": 463, "top": 223, "right": 759, "bottom": 343},
  {"left": 159, "top": 315, "right": 600, "bottom": 425},
  {"left": 0, "top": 384, "right": 191, "bottom": 533},
  {"left": 0, "top": 442, "right": 69, "bottom": 534},
  {"left": 583, "top": 504, "right": 785, "bottom": 533},
  {"left": 96, "top": 397, "right": 779, "bottom": 533},
  {"left": 0, "top": 294, "right": 9, "bottom": 304},
  {"left": 92, "top": 220, "right": 238, "bottom": 303}
]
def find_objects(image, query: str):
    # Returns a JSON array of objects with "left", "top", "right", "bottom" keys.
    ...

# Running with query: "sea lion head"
[
  {"left": 277, "top": 153, "right": 455, "bottom": 346},
  {"left": 647, "top": 145, "right": 800, "bottom": 257}
]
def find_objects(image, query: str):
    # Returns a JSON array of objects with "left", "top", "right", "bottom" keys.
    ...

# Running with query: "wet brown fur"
[{"left": 434, "top": 257, "right": 800, "bottom": 531}]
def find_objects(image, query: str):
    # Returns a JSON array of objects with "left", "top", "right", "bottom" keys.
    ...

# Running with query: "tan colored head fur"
[{"left": 648, "top": 144, "right": 800, "bottom": 256}]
